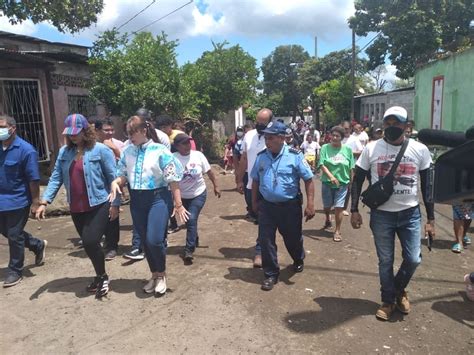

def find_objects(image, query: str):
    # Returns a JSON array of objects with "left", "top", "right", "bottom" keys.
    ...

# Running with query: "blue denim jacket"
[{"left": 42, "top": 143, "right": 120, "bottom": 207}]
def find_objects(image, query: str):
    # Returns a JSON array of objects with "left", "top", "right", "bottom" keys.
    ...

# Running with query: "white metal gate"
[{"left": 0, "top": 79, "right": 50, "bottom": 161}]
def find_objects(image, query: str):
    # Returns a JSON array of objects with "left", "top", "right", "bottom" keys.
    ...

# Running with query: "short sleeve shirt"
[
  {"left": 0, "top": 136, "right": 40, "bottom": 211},
  {"left": 250, "top": 145, "right": 313, "bottom": 202},
  {"left": 242, "top": 129, "right": 266, "bottom": 189},
  {"left": 356, "top": 138, "right": 432, "bottom": 212},
  {"left": 117, "top": 140, "right": 183, "bottom": 190},
  {"left": 318, "top": 144, "right": 355, "bottom": 187},
  {"left": 173, "top": 150, "right": 211, "bottom": 199},
  {"left": 342, "top": 135, "right": 363, "bottom": 153}
]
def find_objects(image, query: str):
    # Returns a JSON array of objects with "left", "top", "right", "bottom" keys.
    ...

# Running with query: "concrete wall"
[
  {"left": 355, "top": 88, "right": 415, "bottom": 123},
  {"left": 414, "top": 48, "right": 474, "bottom": 131}
]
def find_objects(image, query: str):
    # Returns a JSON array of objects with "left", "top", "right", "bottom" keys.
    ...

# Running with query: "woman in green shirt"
[{"left": 318, "top": 126, "right": 355, "bottom": 242}]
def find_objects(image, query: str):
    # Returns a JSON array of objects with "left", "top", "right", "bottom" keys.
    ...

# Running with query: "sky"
[{"left": 0, "top": 0, "right": 398, "bottom": 81}]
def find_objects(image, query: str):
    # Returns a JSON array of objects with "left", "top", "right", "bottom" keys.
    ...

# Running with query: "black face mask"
[
  {"left": 256, "top": 123, "right": 267, "bottom": 135},
  {"left": 384, "top": 126, "right": 404, "bottom": 142}
]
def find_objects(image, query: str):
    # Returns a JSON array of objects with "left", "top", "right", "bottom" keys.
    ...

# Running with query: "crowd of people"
[{"left": 0, "top": 105, "right": 472, "bottom": 320}]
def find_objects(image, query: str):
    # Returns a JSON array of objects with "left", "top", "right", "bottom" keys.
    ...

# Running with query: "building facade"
[{"left": 414, "top": 48, "right": 474, "bottom": 132}]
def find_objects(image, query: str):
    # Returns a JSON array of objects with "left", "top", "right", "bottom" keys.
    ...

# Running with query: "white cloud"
[
  {"left": 67, "top": 0, "right": 355, "bottom": 42},
  {"left": 0, "top": 16, "right": 37, "bottom": 36}
]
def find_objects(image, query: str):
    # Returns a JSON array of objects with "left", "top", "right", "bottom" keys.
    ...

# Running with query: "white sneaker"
[
  {"left": 143, "top": 278, "right": 156, "bottom": 294},
  {"left": 155, "top": 276, "right": 167, "bottom": 295},
  {"left": 342, "top": 210, "right": 350, "bottom": 216}
]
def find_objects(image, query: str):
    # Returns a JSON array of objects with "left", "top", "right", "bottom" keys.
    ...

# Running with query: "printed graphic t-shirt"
[
  {"left": 318, "top": 144, "right": 355, "bottom": 187},
  {"left": 173, "top": 150, "right": 211, "bottom": 199},
  {"left": 356, "top": 138, "right": 432, "bottom": 212}
]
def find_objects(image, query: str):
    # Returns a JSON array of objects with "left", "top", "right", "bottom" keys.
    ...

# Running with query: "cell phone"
[{"left": 426, "top": 233, "right": 433, "bottom": 252}]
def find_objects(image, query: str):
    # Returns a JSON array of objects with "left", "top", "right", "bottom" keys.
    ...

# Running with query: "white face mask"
[
  {"left": 236, "top": 131, "right": 244, "bottom": 138},
  {"left": 0, "top": 127, "right": 12, "bottom": 141}
]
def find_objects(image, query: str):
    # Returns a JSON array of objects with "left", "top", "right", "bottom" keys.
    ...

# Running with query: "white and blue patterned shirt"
[{"left": 117, "top": 140, "right": 183, "bottom": 190}]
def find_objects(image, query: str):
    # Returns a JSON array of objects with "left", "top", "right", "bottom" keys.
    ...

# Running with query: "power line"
[
  {"left": 130, "top": 0, "right": 193, "bottom": 36},
  {"left": 116, "top": 0, "right": 157, "bottom": 31}
]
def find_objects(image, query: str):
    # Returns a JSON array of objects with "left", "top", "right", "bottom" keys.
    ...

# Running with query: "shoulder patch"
[
  {"left": 257, "top": 148, "right": 267, "bottom": 155},
  {"left": 289, "top": 147, "right": 301, "bottom": 154}
]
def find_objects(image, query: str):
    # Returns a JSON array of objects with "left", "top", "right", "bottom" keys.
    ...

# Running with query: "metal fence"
[{"left": 0, "top": 79, "right": 49, "bottom": 161}]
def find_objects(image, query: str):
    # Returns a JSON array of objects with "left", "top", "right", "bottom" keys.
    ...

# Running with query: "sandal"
[
  {"left": 451, "top": 242, "right": 462, "bottom": 253},
  {"left": 463, "top": 235, "right": 471, "bottom": 246},
  {"left": 333, "top": 232, "right": 342, "bottom": 242}
]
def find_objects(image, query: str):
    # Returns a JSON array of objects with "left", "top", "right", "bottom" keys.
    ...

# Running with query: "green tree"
[
  {"left": 261, "top": 45, "right": 310, "bottom": 118},
  {"left": 187, "top": 41, "right": 259, "bottom": 123},
  {"left": 349, "top": 0, "right": 474, "bottom": 78},
  {"left": 0, "top": 0, "right": 104, "bottom": 33},
  {"left": 314, "top": 76, "right": 353, "bottom": 125},
  {"left": 89, "top": 30, "right": 180, "bottom": 117}
]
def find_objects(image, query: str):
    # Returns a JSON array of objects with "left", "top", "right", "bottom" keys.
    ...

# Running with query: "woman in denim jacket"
[{"left": 36, "top": 114, "right": 119, "bottom": 298}]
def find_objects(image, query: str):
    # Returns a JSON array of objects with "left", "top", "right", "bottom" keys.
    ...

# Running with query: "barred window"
[{"left": 67, "top": 95, "right": 96, "bottom": 118}]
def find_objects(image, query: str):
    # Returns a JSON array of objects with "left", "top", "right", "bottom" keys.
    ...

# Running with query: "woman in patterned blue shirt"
[{"left": 110, "top": 116, "right": 189, "bottom": 296}]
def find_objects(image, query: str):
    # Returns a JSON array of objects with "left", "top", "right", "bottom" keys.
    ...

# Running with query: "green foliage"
[
  {"left": 187, "top": 41, "right": 259, "bottom": 123},
  {"left": 0, "top": 0, "right": 104, "bottom": 33},
  {"left": 314, "top": 76, "right": 353, "bottom": 123},
  {"left": 261, "top": 45, "right": 310, "bottom": 117},
  {"left": 89, "top": 30, "right": 180, "bottom": 118},
  {"left": 393, "top": 77, "right": 415, "bottom": 90},
  {"left": 350, "top": 0, "right": 474, "bottom": 78}
]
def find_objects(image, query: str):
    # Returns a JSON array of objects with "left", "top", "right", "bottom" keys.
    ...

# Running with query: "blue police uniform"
[
  {"left": 250, "top": 121, "right": 313, "bottom": 280},
  {"left": 0, "top": 136, "right": 43, "bottom": 277}
]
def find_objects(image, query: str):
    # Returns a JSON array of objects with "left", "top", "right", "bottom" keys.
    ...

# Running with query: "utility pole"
[
  {"left": 314, "top": 36, "right": 318, "bottom": 58},
  {"left": 351, "top": 28, "right": 356, "bottom": 122}
]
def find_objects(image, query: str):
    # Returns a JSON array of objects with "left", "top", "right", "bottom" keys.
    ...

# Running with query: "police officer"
[{"left": 250, "top": 120, "right": 315, "bottom": 291}]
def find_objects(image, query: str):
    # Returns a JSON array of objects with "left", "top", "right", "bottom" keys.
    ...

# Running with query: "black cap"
[{"left": 174, "top": 133, "right": 192, "bottom": 145}]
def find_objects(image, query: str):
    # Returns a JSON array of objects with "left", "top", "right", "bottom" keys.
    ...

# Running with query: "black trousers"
[
  {"left": 259, "top": 199, "right": 305, "bottom": 278},
  {"left": 71, "top": 203, "right": 110, "bottom": 276}
]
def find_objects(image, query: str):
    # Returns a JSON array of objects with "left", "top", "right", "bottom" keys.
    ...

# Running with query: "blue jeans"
[
  {"left": 321, "top": 183, "right": 348, "bottom": 208},
  {"left": 182, "top": 190, "right": 207, "bottom": 252},
  {"left": 131, "top": 225, "right": 142, "bottom": 251},
  {"left": 0, "top": 207, "right": 42, "bottom": 276},
  {"left": 370, "top": 205, "right": 422, "bottom": 304},
  {"left": 130, "top": 189, "right": 172, "bottom": 273}
]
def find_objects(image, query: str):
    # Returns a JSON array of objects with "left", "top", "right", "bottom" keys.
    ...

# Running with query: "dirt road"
[{"left": 1, "top": 173, "right": 473, "bottom": 354}]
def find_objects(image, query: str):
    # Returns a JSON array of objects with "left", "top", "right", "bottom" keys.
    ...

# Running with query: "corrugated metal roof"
[{"left": 0, "top": 30, "right": 90, "bottom": 49}]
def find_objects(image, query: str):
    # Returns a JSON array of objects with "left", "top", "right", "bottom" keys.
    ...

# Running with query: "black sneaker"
[
  {"left": 3, "top": 273, "right": 22, "bottom": 288},
  {"left": 323, "top": 220, "right": 332, "bottom": 229},
  {"left": 86, "top": 276, "right": 100, "bottom": 293},
  {"left": 105, "top": 249, "right": 117, "bottom": 261},
  {"left": 35, "top": 240, "right": 48, "bottom": 266},
  {"left": 123, "top": 248, "right": 145, "bottom": 260},
  {"left": 183, "top": 250, "right": 194, "bottom": 263},
  {"left": 293, "top": 259, "right": 304, "bottom": 273},
  {"left": 95, "top": 274, "right": 109, "bottom": 299},
  {"left": 261, "top": 276, "right": 278, "bottom": 291}
]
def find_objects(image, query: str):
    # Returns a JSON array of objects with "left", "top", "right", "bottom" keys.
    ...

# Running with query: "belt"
[{"left": 263, "top": 197, "right": 299, "bottom": 206}]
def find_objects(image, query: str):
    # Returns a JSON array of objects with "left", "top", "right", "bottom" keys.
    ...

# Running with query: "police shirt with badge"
[
  {"left": 250, "top": 145, "right": 313, "bottom": 203},
  {"left": 356, "top": 138, "right": 432, "bottom": 212}
]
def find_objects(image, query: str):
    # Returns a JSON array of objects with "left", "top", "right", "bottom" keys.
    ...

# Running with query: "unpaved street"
[{"left": 1, "top": 173, "right": 473, "bottom": 354}]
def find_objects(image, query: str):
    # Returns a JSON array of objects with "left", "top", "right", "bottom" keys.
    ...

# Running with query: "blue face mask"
[{"left": 0, "top": 128, "right": 12, "bottom": 141}]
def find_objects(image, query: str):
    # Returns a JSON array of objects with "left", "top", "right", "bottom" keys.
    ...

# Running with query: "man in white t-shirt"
[
  {"left": 350, "top": 106, "right": 436, "bottom": 321},
  {"left": 236, "top": 108, "right": 272, "bottom": 267},
  {"left": 341, "top": 121, "right": 363, "bottom": 156},
  {"left": 352, "top": 124, "right": 369, "bottom": 147}
]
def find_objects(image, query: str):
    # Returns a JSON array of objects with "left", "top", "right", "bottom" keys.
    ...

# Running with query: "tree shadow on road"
[
  {"left": 421, "top": 238, "right": 458, "bottom": 250},
  {"left": 431, "top": 293, "right": 474, "bottom": 329},
  {"left": 303, "top": 228, "right": 333, "bottom": 241},
  {"left": 219, "top": 214, "right": 249, "bottom": 221},
  {"left": 219, "top": 246, "right": 254, "bottom": 260},
  {"left": 284, "top": 296, "right": 379, "bottom": 333},
  {"left": 224, "top": 265, "right": 296, "bottom": 286}
]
